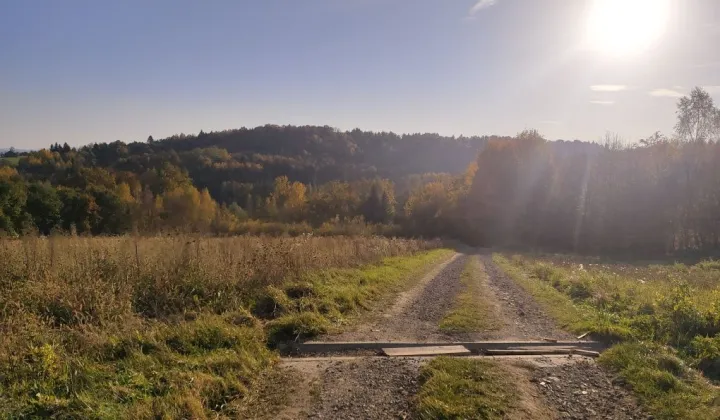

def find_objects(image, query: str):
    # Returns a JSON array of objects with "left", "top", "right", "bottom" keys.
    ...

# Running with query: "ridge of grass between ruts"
[
  {"left": 493, "top": 253, "right": 720, "bottom": 420},
  {"left": 439, "top": 256, "right": 501, "bottom": 333},
  {"left": 415, "top": 357, "right": 517, "bottom": 420}
]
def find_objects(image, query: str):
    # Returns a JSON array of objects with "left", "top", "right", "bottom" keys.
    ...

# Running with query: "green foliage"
[
  {"left": 26, "top": 182, "right": 62, "bottom": 234},
  {"left": 415, "top": 357, "right": 516, "bottom": 419}
]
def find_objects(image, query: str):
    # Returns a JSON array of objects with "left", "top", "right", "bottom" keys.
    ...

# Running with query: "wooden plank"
[
  {"left": 485, "top": 349, "right": 573, "bottom": 356},
  {"left": 382, "top": 345, "right": 472, "bottom": 357},
  {"left": 296, "top": 341, "right": 604, "bottom": 353},
  {"left": 507, "top": 346, "right": 578, "bottom": 351},
  {"left": 572, "top": 349, "right": 601, "bottom": 357}
]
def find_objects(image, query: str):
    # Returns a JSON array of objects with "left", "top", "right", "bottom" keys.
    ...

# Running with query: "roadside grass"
[
  {"left": 0, "top": 235, "right": 443, "bottom": 418},
  {"left": 439, "top": 256, "right": 502, "bottom": 333},
  {"left": 415, "top": 357, "right": 516, "bottom": 419},
  {"left": 600, "top": 343, "right": 719, "bottom": 419},
  {"left": 494, "top": 253, "right": 720, "bottom": 420}
]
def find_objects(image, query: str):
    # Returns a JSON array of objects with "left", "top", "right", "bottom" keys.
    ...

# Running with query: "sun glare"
[{"left": 586, "top": 0, "right": 670, "bottom": 56}]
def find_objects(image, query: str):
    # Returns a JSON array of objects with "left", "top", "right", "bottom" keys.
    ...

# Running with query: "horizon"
[{"left": 2, "top": 0, "right": 719, "bottom": 148}]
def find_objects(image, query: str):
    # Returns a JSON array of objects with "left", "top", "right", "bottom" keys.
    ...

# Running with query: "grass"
[
  {"left": 494, "top": 253, "right": 720, "bottom": 420},
  {"left": 415, "top": 357, "right": 516, "bottom": 419},
  {"left": 439, "top": 256, "right": 501, "bottom": 333},
  {"left": 0, "top": 235, "right": 444, "bottom": 418},
  {"left": 599, "top": 343, "right": 719, "bottom": 419}
]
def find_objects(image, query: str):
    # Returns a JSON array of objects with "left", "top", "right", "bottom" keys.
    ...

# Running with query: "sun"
[{"left": 585, "top": 0, "right": 671, "bottom": 56}]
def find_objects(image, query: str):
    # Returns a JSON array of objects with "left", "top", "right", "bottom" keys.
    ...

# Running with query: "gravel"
[
  {"left": 308, "top": 358, "right": 422, "bottom": 419},
  {"left": 530, "top": 359, "right": 651, "bottom": 419}
]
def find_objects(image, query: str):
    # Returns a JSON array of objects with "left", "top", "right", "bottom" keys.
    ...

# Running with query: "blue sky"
[{"left": 1, "top": 0, "right": 719, "bottom": 148}]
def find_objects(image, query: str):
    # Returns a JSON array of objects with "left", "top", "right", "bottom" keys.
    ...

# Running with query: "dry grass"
[{"left": 0, "top": 234, "right": 439, "bottom": 418}]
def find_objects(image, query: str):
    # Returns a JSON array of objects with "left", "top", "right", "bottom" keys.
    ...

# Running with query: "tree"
[
  {"left": 26, "top": 182, "right": 62, "bottom": 234},
  {"left": 0, "top": 179, "right": 28, "bottom": 235},
  {"left": 675, "top": 87, "right": 720, "bottom": 143}
]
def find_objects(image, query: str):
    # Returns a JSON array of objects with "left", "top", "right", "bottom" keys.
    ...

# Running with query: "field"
[
  {"left": 2, "top": 236, "right": 720, "bottom": 419},
  {"left": 0, "top": 235, "right": 442, "bottom": 418}
]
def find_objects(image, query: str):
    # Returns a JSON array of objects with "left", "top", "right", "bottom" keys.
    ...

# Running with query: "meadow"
[
  {"left": 496, "top": 254, "right": 720, "bottom": 419},
  {"left": 0, "top": 234, "right": 443, "bottom": 418}
]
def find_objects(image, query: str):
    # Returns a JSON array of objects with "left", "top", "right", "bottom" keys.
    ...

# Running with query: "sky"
[{"left": 1, "top": 0, "right": 719, "bottom": 149}]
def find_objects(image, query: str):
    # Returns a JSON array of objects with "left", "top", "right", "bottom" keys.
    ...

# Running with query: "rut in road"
[
  {"left": 274, "top": 251, "right": 649, "bottom": 420},
  {"left": 474, "top": 253, "right": 574, "bottom": 341}
]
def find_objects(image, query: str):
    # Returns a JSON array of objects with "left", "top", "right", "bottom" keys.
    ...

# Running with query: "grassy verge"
[
  {"left": 494, "top": 253, "right": 720, "bottom": 420},
  {"left": 415, "top": 357, "right": 516, "bottom": 419},
  {"left": 439, "top": 256, "right": 501, "bottom": 333},
  {"left": 262, "top": 249, "right": 454, "bottom": 345},
  {"left": 599, "top": 343, "right": 719, "bottom": 419}
]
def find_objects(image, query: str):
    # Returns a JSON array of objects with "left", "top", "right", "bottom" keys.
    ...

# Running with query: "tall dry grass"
[{"left": 0, "top": 234, "right": 438, "bottom": 418}]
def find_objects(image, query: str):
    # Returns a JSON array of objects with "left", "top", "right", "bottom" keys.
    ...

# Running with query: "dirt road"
[{"left": 267, "top": 251, "right": 649, "bottom": 420}]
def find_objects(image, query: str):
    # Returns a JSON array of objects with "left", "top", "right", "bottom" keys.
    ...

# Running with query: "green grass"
[
  {"left": 494, "top": 253, "right": 720, "bottom": 420},
  {"left": 439, "top": 256, "right": 501, "bottom": 333},
  {"left": 1, "top": 156, "right": 20, "bottom": 166},
  {"left": 599, "top": 343, "right": 720, "bottom": 420},
  {"left": 0, "top": 314, "right": 275, "bottom": 419},
  {"left": 415, "top": 357, "right": 516, "bottom": 419}
]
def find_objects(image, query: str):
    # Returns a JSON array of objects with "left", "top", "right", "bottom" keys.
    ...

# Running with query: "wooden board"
[{"left": 382, "top": 345, "right": 472, "bottom": 357}]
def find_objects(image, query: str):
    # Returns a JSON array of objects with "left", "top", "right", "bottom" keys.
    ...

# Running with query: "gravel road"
[{"left": 279, "top": 251, "right": 649, "bottom": 420}]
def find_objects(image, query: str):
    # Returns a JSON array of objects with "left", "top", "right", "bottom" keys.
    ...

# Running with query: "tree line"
[
  {"left": 2, "top": 87, "right": 720, "bottom": 256},
  {"left": 0, "top": 126, "right": 490, "bottom": 235}
]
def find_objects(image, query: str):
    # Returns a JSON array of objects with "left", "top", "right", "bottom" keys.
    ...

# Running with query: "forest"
[{"left": 1, "top": 87, "right": 720, "bottom": 256}]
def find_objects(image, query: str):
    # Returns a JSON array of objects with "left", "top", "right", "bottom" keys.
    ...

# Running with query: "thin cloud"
[
  {"left": 539, "top": 120, "right": 562, "bottom": 125},
  {"left": 590, "top": 85, "right": 627, "bottom": 92},
  {"left": 703, "top": 85, "right": 720, "bottom": 93},
  {"left": 649, "top": 88, "right": 684, "bottom": 98},
  {"left": 590, "top": 100, "right": 615, "bottom": 105},
  {"left": 469, "top": 0, "right": 498, "bottom": 15},
  {"left": 694, "top": 62, "right": 720, "bottom": 69}
]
